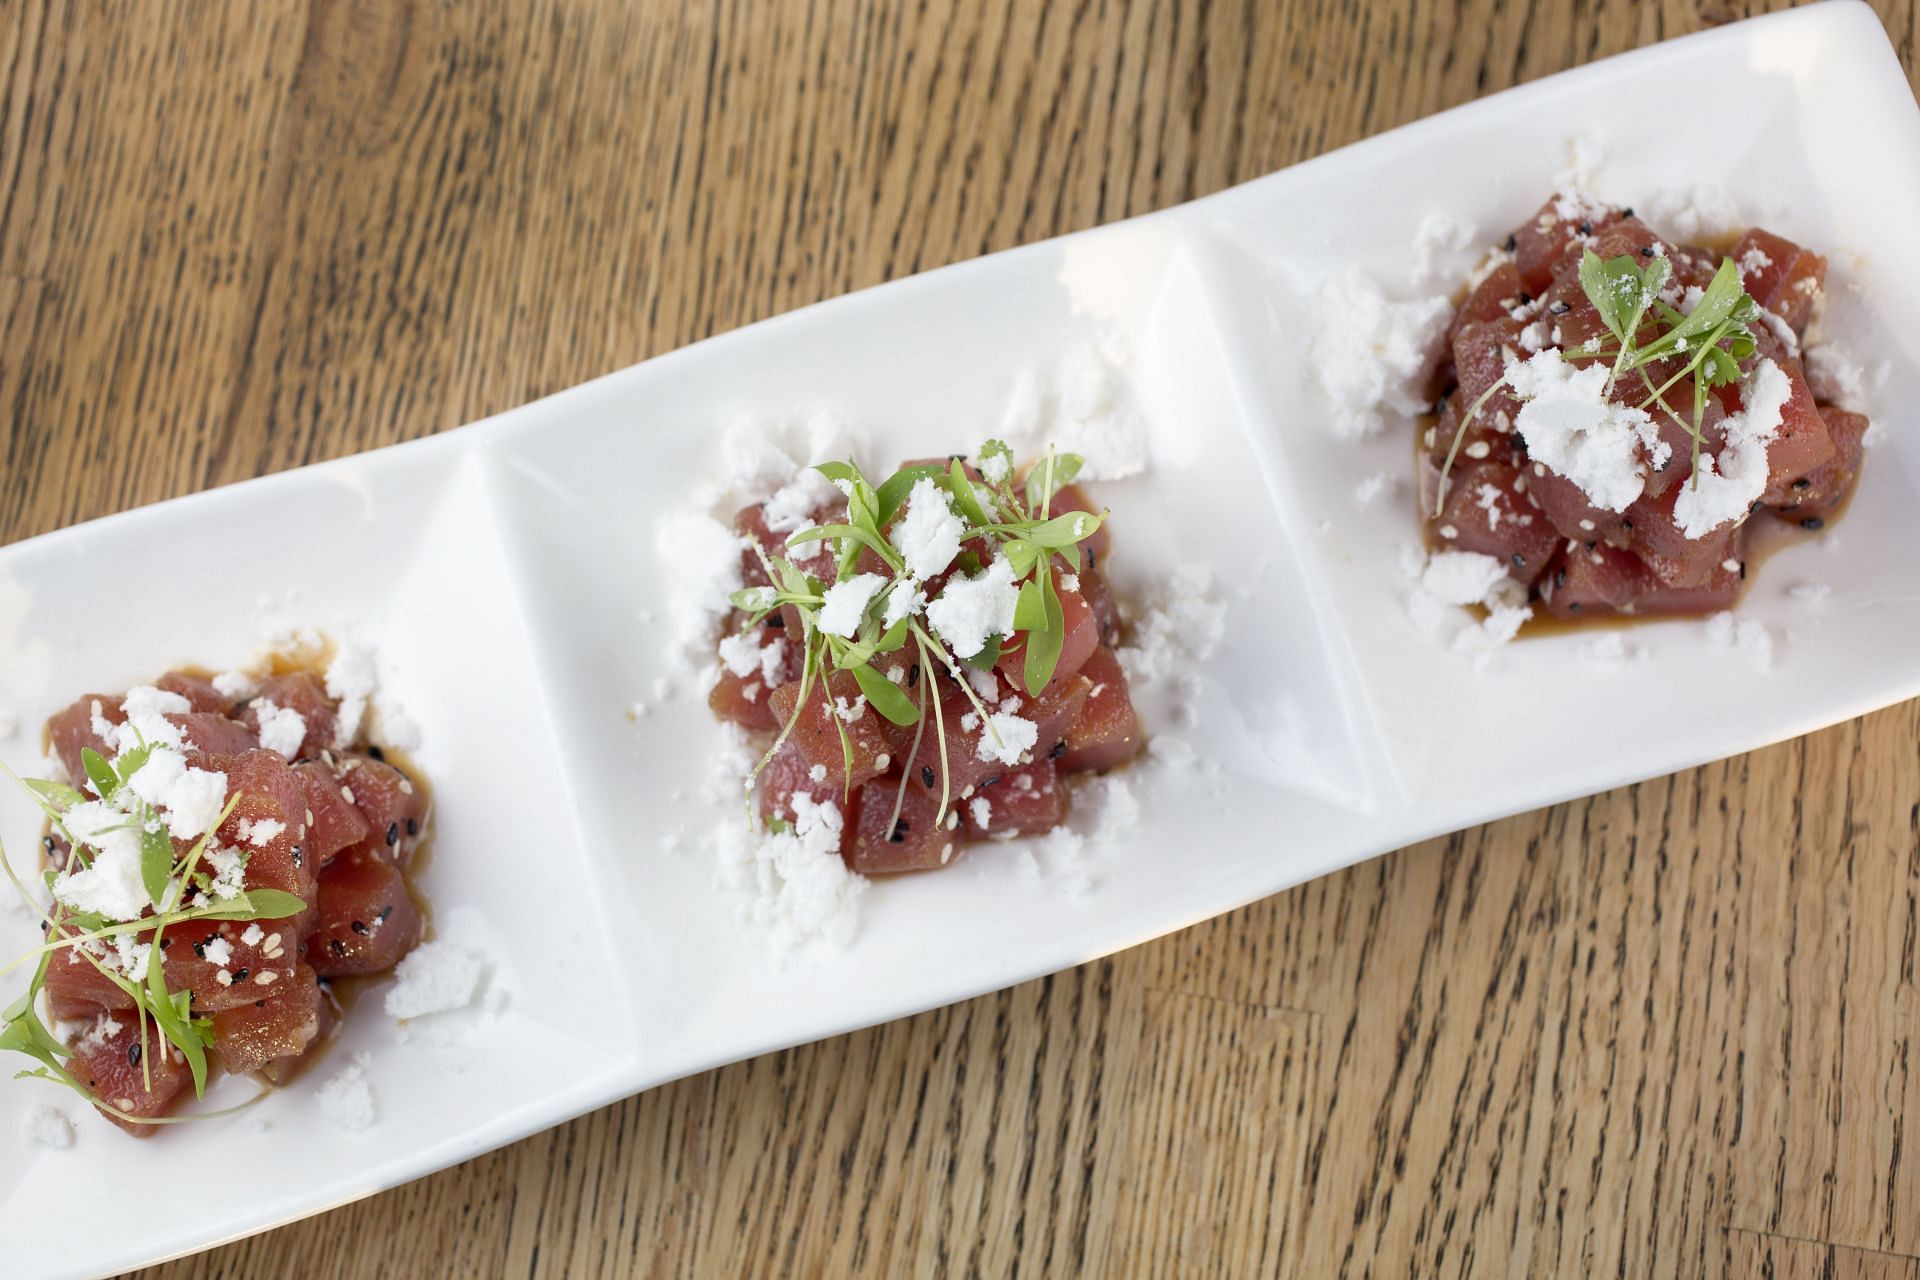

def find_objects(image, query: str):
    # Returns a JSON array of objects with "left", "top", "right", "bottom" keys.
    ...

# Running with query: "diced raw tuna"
[
  {"left": 41, "top": 926, "right": 139, "bottom": 1012},
  {"left": 1060, "top": 647, "right": 1142, "bottom": 773},
  {"left": 1450, "top": 317, "right": 1527, "bottom": 429},
  {"left": 211, "top": 963, "right": 329, "bottom": 1076},
  {"left": 1757, "top": 360, "right": 1836, "bottom": 503},
  {"left": 961, "top": 762, "right": 1066, "bottom": 838},
  {"left": 259, "top": 981, "right": 338, "bottom": 1086},
  {"left": 1423, "top": 456, "right": 1560, "bottom": 586},
  {"left": 754, "top": 738, "right": 845, "bottom": 829},
  {"left": 708, "top": 610, "right": 801, "bottom": 731},
  {"left": 1512, "top": 195, "right": 1624, "bottom": 294},
  {"left": 1080, "top": 567, "right": 1121, "bottom": 648},
  {"left": 216, "top": 750, "right": 316, "bottom": 908},
  {"left": 66, "top": 1011, "right": 192, "bottom": 1137},
  {"left": 767, "top": 670, "right": 895, "bottom": 787},
  {"left": 1444, "top": 261, "right": 1526, "bottom": 357},
  {"left": 1621, "top": 480, "right": 1740, "bottom": 588},
  {"left": 306, "top": 847, "right": 423, "bottom": 979},
  {"left": 174, "top": 712, "right": 260, "bottom": 765},
  {"left": 155, "top": 672, "right": 229, "bottom": 715},
  {"left": 160, "top": 916, "right": 301, "bottom": 1014},
  {"left": 295, "top": 760, "right": 372, "bottom": 868},
  {"left": 46, "top": 695, "right": 120, "bottom": 783},
  {"left": 1734, "top": 228, "right": 1826, "bottom": 334},
  {"left": 995, "top": 574, "right": 1099, "bottom": 695},
  {"left": 897, "top": 674, "right": 1092, "bottom": 801},
  {"left": 239, "top": 672, "right": 338, "bottom": 760},
  {"left": 1538, "top": 540, "right": 1743, "bottom": 619},
  {"left": 335, "top": 757, "right": 429, "bottom": 868},
  {"left": 847, "top": 773, "right": 959, "bottom": 875},
  {"left": 1772, "top": 407, "right": 1868, "bottom": 524}
]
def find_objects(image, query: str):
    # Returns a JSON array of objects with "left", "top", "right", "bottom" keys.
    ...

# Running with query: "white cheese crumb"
[
  {"left": 384, "top": 941, "right": 486, "bottom": 1019},
  {"left": 52, "top": 802, "right": 151, "bottom": 921},
  {"left": 323, "top": 643, "right": 377, "bottom": 750},
  {"left": 108, "top": 686, "right": 190, "bottom": 757},
  {"left": 1553, "top": 131, "right": 1608, "bottom": 192},
  {"left": 1508, "top": 349, "right": 1664, "bottom": 512},
  {"left": 969, "top": 797, "right": 994, "bottom": 830},
  {"left": 979, "top": 451, "right": 1011, "bottom": 484},
  {"left": 1409, "top": 210, "right": 1479, "bottom": 285},
  {"left": 657, "top": 510, "right": 746, "bottom": 671},
  {"left": 1576, "top": 633, "right": 1646, "bottom": 666},
  {"left": 882, "top": 579, "right": 926, "bottom": 627},
  {"left": 250, "top": 698, "right": 308, "bottom": 758},
  {"left": 761, "top": 464, "right": 841, "bottom": 535},
  {"left": 1116, "top": 564, "right": 1227, "bottom": 685},
  {"left": 243, "top": 817, "right": 286, "bottom": 848},
  {"left": 890, "top": 477, "right": 966, "bottom": 581},
  {"left": 1309, "top": 268, "right": 1451, "bottom": 439},
  {"left": 1644, "top": 183, "right": 1740, "bottom": 241},
  {"left": 832, "top": 694, "right": 868, "bottom": 724},
  {"left": 317, "top": 1052, "right": 376, "bottom": 1132},
  {"left": 714, "top": 792, "right": 866, "bottom": 954},
  {"left": 1671, "top": 359, "right": 1792, "bottom": 539},
  {"left": 1419, "top": 551, "right": 1511, "bottom": 606},
  {"left": 211, "top": 670, "right": 256, "bottom": 700},
  {"left": 1352, "top": 472, "right": 1397, "bottom": 507},
  {"left": 22, "top": 1103, "right": 74, "bottom": 1150},
  {"left": 1001, "top": 341, "right": 1150, "bottom": 480},
  {"left": 975, "top": 712, "right": 1038, "bottom": 766},
  {"left": 1705, "top": 612, "right": 1774, "bottom": 671},
  {"left": 202, "top": 936, "right": 233, "bottom": 968},
  {"left": 241, "top": 923, "right": 264, "bottom": 947},
  {"left": 808, "top": 763, "right": 828, "bottom": 784},
  {"left": 926, "top": 556, "right": 1020, "bottom": 659},
  {"left": 817, "top": 573, "right": 888, "bottom": 638},
  {"left": 1803, "top": 343, "right": 1872, "bottom": 410},
  {"left": 203, "top": 845, "right": 248, "bottom": 901}
]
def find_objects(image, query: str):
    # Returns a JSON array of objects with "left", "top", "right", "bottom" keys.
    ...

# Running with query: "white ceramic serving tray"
[{"left": 2, "top": 4, "right": 1916, "bottom": 1275}]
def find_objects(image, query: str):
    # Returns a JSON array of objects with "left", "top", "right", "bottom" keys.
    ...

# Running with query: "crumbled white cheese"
[
  {"left": 714, "top": 792, "right": 866, "bottom": 954},
  {"left": 323, "top": 643, "right": 377, "bottom": 750},
  {"left": 21, "top": 1102, "right": 74, "bottom": 1150},
  {"left": 203, "top": 845, "right": 248, "bottom": 901},
  {"left": 317, "top": 1052, "right": 376, "bottom": 1133},
  {"left": 250, "top": 698, "right": 308, "bottom": 758},
  {"left": 1418, "top": 550, "right": 1510, "bottom": 606},
  {"left": 1116, "top": 564, "right": 1227, "bottom": 685},
  {"left": 926, "top": 556, "right": 1020, "bottom": 660},
  {"left": 1352, "top": 472, "right": 1397, "bottom": 507},
  {"left": 384, "top": 941, "right": 486, "bottom": 1019},
  {"left": 1309, "top": 268, "right": 1451, "bottom": 439},
  {"left": 657, "top": 510, "right": 746, "bottom": 671},
  {"left": 210, "top": 670, "right": 256, "bottom": 701},
  {"left": 202, "top": 936, "right": 234, "bottom": 968},
  {"left": 52, "top": 802, "right": 150, "bottom": 921},
  {"left": 817, "top": 573, "right": 888, "bottom": 638},
  {"left": 975, "top": 712, "right": 1038, "bottom": 766},
  {"left": 964, "top": 667, "right": 1001, "bottom": 702},
  {"left": 1508, "top": 349, "right": 1665, "bottom": 512},
  {"left": 1739, "top": 246, "right": 1774, "bottom": 281},
  {"left": 241, "top": 923, "right": 264, "bottom": 947},
  {"left": 882, "top": 579, "right": 925, "bottom": 628},
  {"left": 999, "top": 341, "right": 1150, "bottom": 480},
  {"left": 761, "top": 464, "right": 841, "bottom": 534},
  {"left": 1410, "top": 210, "right": 1479, "bottom": 286},
  {"left": 889, "top": 477, "right": 965, "bottom": 581},
  {"left": 979, "top": 451, "right": 1012, "bottom": 484},
  {"left": 1553, "top": 131, "right": 1609, "bottom": 192},
  {"left": 243, "top": 817, "right": 285, "bottom": 848},
  {"left": 808, "top": 763, "right": 828, "bottom": 784},
  {"left": 716, "top": 629, "right": 787, "bottom": 687},
  {"left": 832, "top": 694, "right": 868, "bottom": 724},
  {"left": 1402, "top": 548, "right": 1533, "bottom": 663},
  {"left": 969, "top": 797, "right": 994, "bottom": 830},
  {"left": 1705, "top": 611, "right": 1774, "bottom": 671},
  {"left": 1644, "top": 184, "right": 1740, "bottom": 241},
  {"left": 107, "top": 686, "right": 190, "bottom": 757},
  {"left": 1576, "top": 633, "right": 1646, "bottom": 666},
  {"left": 1671, "top": 358, "right": 1792, "bottom": 539},
  {"left": 1803, "top": 343, "right": 1871, "bottom": 410}
]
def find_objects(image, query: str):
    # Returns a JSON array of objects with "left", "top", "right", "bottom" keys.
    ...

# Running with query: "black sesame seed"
[
  {"left": 1750, "top": 499, "right": 1766, "bottom": 513},
  {"left": 1549, "top": 300, "right": 1571, "bottom": 315},
  {"left": 1503, "top": 233, "right": 1518, "bottom": 252},
  {"left": 1569, "top": 602, "right": 1585, "bottom": 613},
  {"left": 1584, "top": 541, "right": 1597, "bottom": 552},
  {"left": 42, "top": 835, "right": 55, "bottom": 855},
  {"left": 1621, "top": 519, "right": 1634, "bottom": 531},
  {"left": 982, "top": 775, "right": 1003, "bottom": 789},
  {"left": 406, "top": 818, "right": 419, "bottom": 837},
  {"left": 329, "top": 940, "right": 346, "bottom": 956},
  {"left": 232, "top": 968, "right": 249, "bottom": 981},
  {"left": 1517, "top": 292, "right": 1533, "bottom": 306},
  {"left": 292, "top": 845, "right": 304, "bottom": 868},
  {"left": 159, "top": 938, "right": 172, "bottom": 951},
  {"left": 1792, "top": 478, "right": 1812, "bottom": 491},
  {"left": 1801, "top": 516, "right": 1826, "bottom": 530},
  {"left": 908, "top": 664, "right": 920, "bottom": 689},
  {"left": 350, "top": 921, "right": 369, "bottom": 935},
  {"left": 1577, "top": 221, "right": 1593, "bottom": 236},
  {"left": 367, "top": 745, "right": 387, "bottom": 761},
  {"left": 889, "top": 818, "right": 910, "bottom": 844},
  {"left": 920, "top": 766, "right": 935, "bottom": 788},
  {"left": 1511, "top": 553, "right": 1526, "bottom": 570},
  {"left": 1620, "top": 207, "right": 1635, "bottom": 218},
  {"left": 1553, "top": 570, "right": 1567, "bottom": 590},
  {"left": 1049, "top": 740, "right": 1067, "bottom": 760},
  {"left": 377, "top": 906, "right": 393, "bottom": 923},
  {"left": 192, "top": 941, "right": 207, "bottom": 959},
  {"left": 1638, "top": 244, "right": 1653, "bottom": 257},
  {"left": 386, "top": 822, "right": 400, "bottom": 846},
  {"left": 255, "top": 1000, "right": 267, "bottom": 1009},
  {"left": 127, "top": 1043, "right": 142, "bottom": 1067},
  {"left": 1738, "top": 562, "right": 1748, "bottom": 580},
  {"left": 1087, "top": 546, "right": 1098, "bottom": 570},
  {"left": 1430, "top": 398, "right": 1447, "bottom": 418}
]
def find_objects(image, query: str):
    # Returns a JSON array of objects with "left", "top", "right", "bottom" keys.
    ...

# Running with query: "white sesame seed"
[
  {"left": 255, "top": 970, "right": 278, "bottom": 986},
  {"left": 1439, "top": 525, "right": 1459, "bottom": 540},
  {"left": 940, "top": 843, "right": 954, "bottom": 864},
  {"left": 340, "top": 788, "right": 354, "bottom": 805},
  {"left": 1465, "top": 441, "right": 1491, "bottom": 460},
  {"left": 1579, "top": 519, "right": 1596, "bottom": 532},
  {"left": 873, "top": 754, "right": 890, "bottom": 771},
  {"left": 1721, "top": 558, "right": 1741, "bottom": 573}
]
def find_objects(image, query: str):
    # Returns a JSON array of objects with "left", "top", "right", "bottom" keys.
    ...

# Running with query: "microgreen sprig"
[{"left": 1434, "top": 247, "right": 1762, "bottom": 514}]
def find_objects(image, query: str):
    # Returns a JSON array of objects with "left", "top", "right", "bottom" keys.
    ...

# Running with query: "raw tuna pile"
[
  {"left": 709, "top": 450, "right": 1144, "bottom": 873},
  {"left": 25, "top": 667, "right": 428, "bottom": 1134},
  {"left": 1421, "top": 194, "right": 1869, "bottom": 618}
]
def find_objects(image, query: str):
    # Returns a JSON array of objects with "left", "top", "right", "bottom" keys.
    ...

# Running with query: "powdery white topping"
[
  {"left": 250, "top": 698, "right": 308, "bottom": 758},
  {"left": 1576, "top": 633, "right": 1647, "bottom": 666},
  {"left": 384, "top": 940, "right": 486, "bottom": 1019},
  {"left": 979, "top": 451, "right": 1012, "bottom": 484},
  {"left": 714, "top": 792, "right": 866, "bottom": 955},
  {"left": 201, "top": 936, "right": 234, "bottom": 968},
  {"left": 1352, "top": 472, "right": 1396, "bottom": 507},
  {"left": 1803, "top": 343, "right": 1871, "bottom": 410},
  {"left": 969, "top": 797, "right": 994, "bottom": 830},
  {"left": 882, "top": 579, "right": 925, "bottom": 628},
  {"left": 975, "top": 712, "right": 1038, "bottom": 766},
  {"left": 1402, "top": 548, "right": 1533, "bottom": 665},
  {"left": 717, "top": 629, "right": 787, "bottom": 685},
  {"left": 53, "top": 802, "right": 150, "bottom": 921},
  {"left": 244, "top": 817, "right": 286, "bottom": 848},
  {"left": 1410, "top": 210, "right": 1479, "bottom": 286},
  {"left": 964, "top": 667, "right": 1001, "bottom": 702},
  {"left": 996, "top": 338, "right": 1151, "bottom": 481},
  {"left": 1309, "top": 268, "right": 1451, "bottom": 440},
  {"left": 889, "top": 477, "right": 965, "bottom": 580},
  {"left": 22, "top": 1102, "right": 74, "bottom": 1150},
  {"left": 1643, "top": 183, "right": 1740, "bottom": 242},
  {"left": 107, "top": 686, "right": 191, "bottom": 758},
  {"left": 817, "top": 573, "right": 888, "bottom": 638},
  {"left": 1116, "top": 564, "right": 1227, "bottom": 685},
  {"left": 657, "top": 510, "right": 746, "bottom": 671},
  {"left": 1508, "top": 350, "right": 1664, "bottom": 512},
  {"left": 323, "top": 643, "right": 377, "bottom": 750},
  {"left": 122, "top": 746, "right": 229, "bottom": 840},
  {"left": 1739, "top": 246, "right": 1774, "bottom": 280},
  {"left": 203, "top": 845, "right": 248, "bottom": 901},
  {"left": 1553, "top": 131, "right": 1608, "bottom": 192},
  {"left": 317, "top": 1052, "right": 376, "bottom": 1133},
  {"left": 808, "top": 763, "right": 828, "bottom": 784},
  {"left": 1705, "top": 611, "right": 1774, "bottom": 671},
  {"left": 211, "top": 670, "right": 256, "bottom": 700},
  {"left": 926, "top": 556, "right": 1019, "bottom": 660},
  {"left": 241, "top": 923, "right": 264, "bottom": 946},
  {"left": 761, "top": 464, "right": 841, "bottom": 535},
  {"left": 1755, "top": 308, "right": 1800, "bottom": 359},
  {"left": 1671, "top": 358, "right": 1793, "bottom": 539},
  {"left": 1419, "top": 550, "right": 1510, "bottom": 607}
]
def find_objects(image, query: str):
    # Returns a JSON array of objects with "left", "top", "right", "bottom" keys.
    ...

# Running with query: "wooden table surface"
[{"left": 4, "top": 1, "right": 1917, "bottom": 1275}]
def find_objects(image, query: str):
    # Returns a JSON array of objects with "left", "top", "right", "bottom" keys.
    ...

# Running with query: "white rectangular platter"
[{"left": 1, "top": 4, "right": 1915, "bottom": 1275}]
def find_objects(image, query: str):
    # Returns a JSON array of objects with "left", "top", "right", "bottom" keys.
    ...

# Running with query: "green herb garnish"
[{"left": 1435, "top": 246, "right": 1762, "bottom": 514}]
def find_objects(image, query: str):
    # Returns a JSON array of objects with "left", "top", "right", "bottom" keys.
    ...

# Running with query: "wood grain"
[{"left": 0, "top": 0, "right": 1913, "bottom": 1276}]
